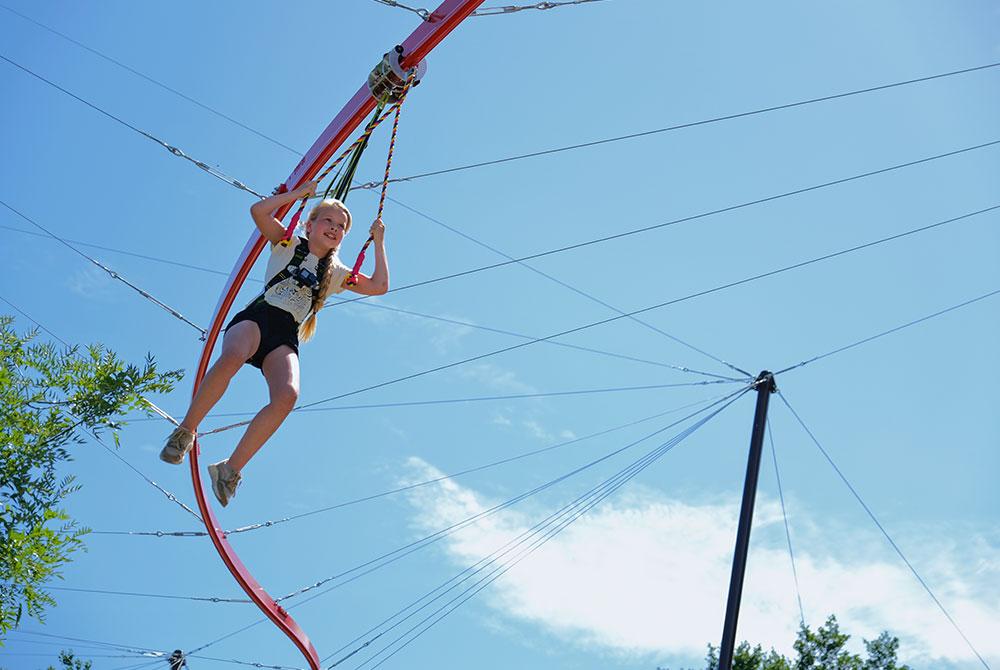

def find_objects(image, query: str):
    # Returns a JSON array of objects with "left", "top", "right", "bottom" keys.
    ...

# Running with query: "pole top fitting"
[{"left": 753, "top": 370, "right": 777, "bottom": 393}]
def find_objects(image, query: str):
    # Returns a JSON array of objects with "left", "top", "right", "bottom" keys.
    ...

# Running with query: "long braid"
[
  {"left": 299, "top": 250, "right": 334, "bottom": 342},
  {"left": 298, "top": 198, "right": 351, "bottom": 342}
]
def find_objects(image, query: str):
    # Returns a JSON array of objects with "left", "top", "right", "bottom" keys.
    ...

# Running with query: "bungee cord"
[{"left": 777, "top": 392, "right": 991, "bottom": 670}]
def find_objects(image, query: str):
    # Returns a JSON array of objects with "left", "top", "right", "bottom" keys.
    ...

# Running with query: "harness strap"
[{"left": 250, "top": 238, "right": 313, "bottom": 307}]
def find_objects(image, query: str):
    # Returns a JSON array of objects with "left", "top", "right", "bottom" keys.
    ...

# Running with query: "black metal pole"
[
  {"left": 168, "top": 650, "right": 186, "bottom": 670},
  {"left": 718, "top": 370, "right": 776, "bottom": 670}
]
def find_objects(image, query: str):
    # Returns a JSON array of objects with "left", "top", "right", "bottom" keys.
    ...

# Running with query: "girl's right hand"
[{"left": 295, "top": 180, "right": 319, "bottom": 199}]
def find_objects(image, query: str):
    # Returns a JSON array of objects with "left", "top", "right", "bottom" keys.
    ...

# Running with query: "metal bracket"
[{"left": 368, "top": 44, "right": 427, "bottom": 104}]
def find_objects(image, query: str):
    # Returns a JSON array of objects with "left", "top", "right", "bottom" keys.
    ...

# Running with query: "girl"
[{"left": 159, "top": 180, "right": 389, "bottom": 507}]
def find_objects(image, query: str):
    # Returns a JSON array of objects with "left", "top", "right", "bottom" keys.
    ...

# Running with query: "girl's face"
[{"left": 307, "top": 206, "right": 350, "bottom": 252}]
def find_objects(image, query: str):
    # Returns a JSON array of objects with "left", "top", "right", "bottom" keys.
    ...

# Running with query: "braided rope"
[
  {"left": 347, "top": 71, "right": 416, "bottom": 285},
  {"left": 283, "top": 74, "right": 416, "bottom": 241}
]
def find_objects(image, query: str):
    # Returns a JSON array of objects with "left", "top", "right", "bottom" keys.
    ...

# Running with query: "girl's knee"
[
  {"left": 271, "top": 385, "right": 299, "bottom": 413},
  {"left": 215, "top": 348, "right": 247, "bottom": 373}
]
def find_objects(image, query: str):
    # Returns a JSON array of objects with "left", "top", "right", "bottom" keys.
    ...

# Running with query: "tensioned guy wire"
[
  {"left": 2, "top": 40, "right": 743, "bottom": 381},
  {"left": 328, "top": 392, "right": 746, "bottom": 669},
  {"left": 46, "top": 585, "right": 250, "bottom": 605},
  {"left": 0, "top": 3, "right": 301, "bottom": 155},
  {"left": 276, "top": 391, "right": 748, "bottom": 604},
  {"left": 203, "top": 203, "right": 998, "bottom": 436},
  {"left": 93, "top": 393, "right": 733, "bottom": 539},
  {"left": 3, "top": 295, "right": 180, "bottom": 426},
  {"left": 184, "top": 388, "right": 749, "bottom": 657},
  {"left": 0, "top": 223, "right": 740, "bottom": 381},
  {"left": 7, "top": 32, "right": 997, "bottom": 380},
  {"left": 9, "top": 2, "right": 995, "bottom": 176},
  {"left": 169, "top": 378, "right": 737, "bottom": 422},
  {"left": 0, "top": 293, "right": 72, "bottom": 347},
  {"left": 5, "top": 27, "right": 996, "bottom": 380},
  {"left": 766, "top": 419, "right": 805, "bottom": 626},
  {"left": 775, "top": 288, "right": 1000, "bottom": 375},
  {"left": 777, "top": 391, "right": 991, "bottom": 670},
  {"left": 0, "top": 198, "right": 207, "bottom": 337},
  {"left": 0, "top": 53, "right": 267, "bottom": 198},
  {"left": 375, "top": 192, "right": 753, "bottom": 379},
  {"left": 339, "top": 140, "right": 1000, "bottom": 299},
  {"left": 0, "top": 297, "right": 197, "bottom": 520},
  {"left": 10, "top": 630, "right": 166, "bottom": 656},
  {"left": 354, "top": 61, "right": 1000, "bottom": 187},
  {"left": 371, "top": 0, "right": 610, "bottom": 21}
]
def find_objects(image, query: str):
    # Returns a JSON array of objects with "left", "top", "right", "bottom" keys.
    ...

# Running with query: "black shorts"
[{"left": 224, "top": 300, "right": 299, "bottom": 369}]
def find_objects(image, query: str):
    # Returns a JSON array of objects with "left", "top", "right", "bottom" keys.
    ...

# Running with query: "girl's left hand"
[{"left": 370, "top": 218, "right": 385, "bottom": 245}]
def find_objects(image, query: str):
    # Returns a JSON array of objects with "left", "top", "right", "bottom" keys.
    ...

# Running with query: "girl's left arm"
[{"left": 345, "top": 219, "right": 389, "bottom": 296}]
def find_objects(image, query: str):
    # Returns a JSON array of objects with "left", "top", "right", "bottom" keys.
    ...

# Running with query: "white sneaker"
[
  {"left": 207, "top": 461, "right": 242, "bottom": 507},
  {"left": 159, "top": 427, "right": 195, "bottom": 464}
]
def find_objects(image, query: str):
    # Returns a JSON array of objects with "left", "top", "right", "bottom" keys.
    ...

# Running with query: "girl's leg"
[
  {"left": 179, "top": 321, "right": 260, "bottom": 432},
  {"left": 225, "top": 345, "right": 300, "bottom": 473}
]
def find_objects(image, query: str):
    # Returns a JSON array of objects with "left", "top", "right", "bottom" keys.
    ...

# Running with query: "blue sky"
[{"left": 1, "top": 1, "right": 998, "bottom": 669}]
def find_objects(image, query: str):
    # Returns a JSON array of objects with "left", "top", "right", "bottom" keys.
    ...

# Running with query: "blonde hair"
[{"left": 299, "top": 199, "right": 352, "bottom": 342}]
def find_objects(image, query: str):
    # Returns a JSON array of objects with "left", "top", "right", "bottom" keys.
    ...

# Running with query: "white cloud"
[
  {"left": 399, "top": 458, "right": 1000, "bottom": 668},
  {"left": 520, "top": 419, "right": 577, "bottom": 443},
  {"left": 333, "top": 298, "right": 476, "bottom": 354},
  {"left": 460, "top": 363, "right": 537, "bottom": 394},
  {"left": 67, "top": 264, "right": 115, "bottom": 299}
]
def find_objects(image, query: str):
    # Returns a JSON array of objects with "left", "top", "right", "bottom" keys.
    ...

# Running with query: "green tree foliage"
[
  {"left": 0, "top": 317, "right": 181, "bottom": 636},
  {"left": 700, "top": 615, "right": 911, "bottom": 670},
  {"left": 45, "top": 650, "right": 92, "bottom": 670}
]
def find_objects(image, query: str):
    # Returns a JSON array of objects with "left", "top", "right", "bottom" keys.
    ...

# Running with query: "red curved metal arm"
[{"left": 187, "top": 3, "right": 484, "bottom": 668}]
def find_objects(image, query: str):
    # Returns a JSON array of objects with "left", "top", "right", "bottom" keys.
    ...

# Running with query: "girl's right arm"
[{"left": 249, "top": 180, "right": 318, "bottom": 244}]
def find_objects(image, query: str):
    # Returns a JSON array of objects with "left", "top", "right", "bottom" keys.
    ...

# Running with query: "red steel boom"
[{"left": 188, "top": 3, "right": 484, "bottom": 668}]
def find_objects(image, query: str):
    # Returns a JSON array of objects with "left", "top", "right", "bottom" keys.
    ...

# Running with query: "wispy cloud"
[
  {"left": 400, "top": 458, "right": 999, "bottom": 668},
  {"left": 66, "top": 265, "right": 114, "bottom": 300},
  {"left": 334, "top": 297, "right": 476, "bottom": 355},
  {"left": 460, "top": 363, "right": 537, "bottom": 394}
]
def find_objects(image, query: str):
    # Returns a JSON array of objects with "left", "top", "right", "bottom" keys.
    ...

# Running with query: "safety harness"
[{"left": 249, "top": 237, "right": 318, "bottom": 309}]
